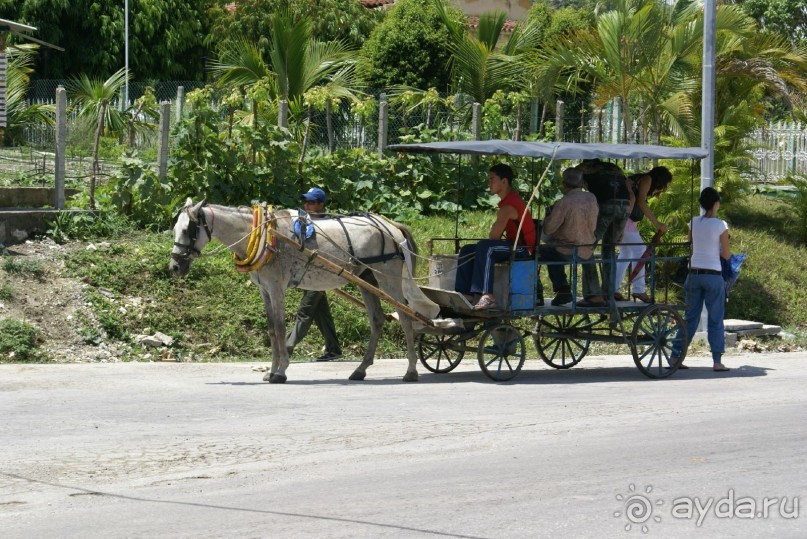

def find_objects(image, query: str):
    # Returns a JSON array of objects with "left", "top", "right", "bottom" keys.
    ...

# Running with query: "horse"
[{"left": 168, "top": 199, "right": 429, "bottom": 383}]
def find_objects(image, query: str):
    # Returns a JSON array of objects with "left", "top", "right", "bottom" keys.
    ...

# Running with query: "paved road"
[{"left": 2, "top": 353, "right": 805, "bottom": 538}]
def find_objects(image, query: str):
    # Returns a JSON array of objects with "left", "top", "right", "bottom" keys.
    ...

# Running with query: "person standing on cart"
[
  {"left": 613, "top": 166, "right": 673, "bottom": 303},
  {"left": 538, "top": 168, "right": 600, "bottom": 306},
  {"left": 455, "top": 163, "right": 536, "bottom": 310},
  {"left": 285, "top": 187, "right": 343, "bottom": 362},
  {"left": 574, "top": 159, "right": 635, "bottom": 306}
]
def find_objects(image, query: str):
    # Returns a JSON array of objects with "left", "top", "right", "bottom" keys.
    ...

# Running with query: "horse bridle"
[{"left": 171, "top": 205, "right": 213, "bottom": 261}]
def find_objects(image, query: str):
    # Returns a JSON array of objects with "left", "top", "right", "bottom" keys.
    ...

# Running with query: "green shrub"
[
  {"left": 0, "top": 319, "right": 45, "bottom": 362},
  {"left": 0, "top": 284, "right": 13, "bottom": 300}
]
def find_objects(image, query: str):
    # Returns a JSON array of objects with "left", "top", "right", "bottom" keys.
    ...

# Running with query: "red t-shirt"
[{"left": 499, "top": 190, "right": 536, "bottom": 252}]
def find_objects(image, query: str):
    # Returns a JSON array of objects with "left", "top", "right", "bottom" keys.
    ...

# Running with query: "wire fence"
[{"left": 6, "top": 82, "right": 806, "bottom": 187}]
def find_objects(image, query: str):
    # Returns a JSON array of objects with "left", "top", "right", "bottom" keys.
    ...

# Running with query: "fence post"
[
  {"left": 326, "top": 99, "right": 335, "bottom": 153},
  {"left": 175, "top": 86, "right": 185, "bottom": 123},
  {"left": 555, "top": 100, "right": 565, "bottom": 141},
  {"left": 377, "top": 94, "right": 388, "bottom": 158},
  {"left": 612, "top": 97, "right": 622, "bottom": 143},
  {"left": 157, "top": 101, "right": 171, "bottom": 178},
  {"left": 278, "top": 99, "right": 289, "bottom": 128},
  {"left": 55, "top": 86, "right": 67, "bottom": 209},
  {"left": 472, "top": 102, "right": 481, "bottom": 140},
  {"left": 530, "top": 97, "right": 539, "bottom": 136}
]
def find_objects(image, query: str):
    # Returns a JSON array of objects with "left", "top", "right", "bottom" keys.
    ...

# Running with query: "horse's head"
[{"left": 169, "top": 198, "right": 211, "bottom": 277}]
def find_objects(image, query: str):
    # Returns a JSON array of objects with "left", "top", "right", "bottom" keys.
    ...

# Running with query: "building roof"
[
  {"left": 467, "top": 16, "right": 519, "bottom": 33},
  {"left": 0, "top": 18, "right": 37, "bottom": 33},
  {"left": 360, "top": 0, "right": 397, "bottom": 7}
]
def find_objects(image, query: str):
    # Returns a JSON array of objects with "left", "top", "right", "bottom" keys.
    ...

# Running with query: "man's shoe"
[
  {"left": 316, "top": 351, "right": 342, "bottom": 362},
  {"left": 551, "top": 291, "right": 573, "bottom": 306}
]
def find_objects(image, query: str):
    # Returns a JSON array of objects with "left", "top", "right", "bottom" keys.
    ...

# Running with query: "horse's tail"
[{"left": 394, "top": 221, "right": 418, "bottom": 274}]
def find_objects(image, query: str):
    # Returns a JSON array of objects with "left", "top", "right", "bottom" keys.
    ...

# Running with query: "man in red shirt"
[{"left": 454, "top": 164, "right": 536, "bottom": 310}]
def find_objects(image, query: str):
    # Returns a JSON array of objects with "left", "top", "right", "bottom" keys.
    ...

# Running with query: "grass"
[
  {"left": 0, "top": 284, "right": 12, "bottom": 300},
  {"left": 0, "top": 318, "right": 45, "bottom": 362},
  {"left": 2, "top": 257, "right": 45, "bottom": 280},
  {"left": 47, "top": 194, "right": 807, "bottom": 363}
]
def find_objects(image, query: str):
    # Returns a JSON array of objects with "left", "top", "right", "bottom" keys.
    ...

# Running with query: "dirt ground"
[{"left": 0, "top": 238, "right": 132, "bottom": 363}]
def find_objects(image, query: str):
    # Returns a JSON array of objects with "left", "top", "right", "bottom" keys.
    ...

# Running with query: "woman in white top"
[{"left": 672, "top": 187, "right": 731, "bottom": 371}]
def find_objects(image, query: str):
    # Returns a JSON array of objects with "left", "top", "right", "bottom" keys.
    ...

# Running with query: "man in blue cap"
[{"left": 285, "top": 187, "right": 343, "bottom": 361}]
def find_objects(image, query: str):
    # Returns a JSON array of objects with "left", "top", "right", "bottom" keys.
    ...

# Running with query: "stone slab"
[
  {"left": 724, "top": 319, "right": 764, "bottom": 331},
  {"left": 736, "top": 325, "right": 782, "bottom": 337}
]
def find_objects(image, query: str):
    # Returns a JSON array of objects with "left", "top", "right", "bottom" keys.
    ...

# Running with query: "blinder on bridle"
[{"left": 171, "top": 204, "right": 213, "bottom": 261}]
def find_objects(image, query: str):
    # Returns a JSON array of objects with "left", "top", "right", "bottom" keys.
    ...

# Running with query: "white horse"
[{"left": 168, "top": 199, "right": 423, "bottom": 383}]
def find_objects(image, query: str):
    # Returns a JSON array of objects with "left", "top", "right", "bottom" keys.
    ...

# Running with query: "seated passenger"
[
  {"left": 454, "top": 163, "right": 536, "bottom": 310},
  {"left": 538, "top": 168, "right": 601, "bottom": 306}
]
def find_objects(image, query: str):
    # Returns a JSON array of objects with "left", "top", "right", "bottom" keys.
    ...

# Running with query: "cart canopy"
[{"left": 387, "top": 140, "right": 708, "bottom": 160}]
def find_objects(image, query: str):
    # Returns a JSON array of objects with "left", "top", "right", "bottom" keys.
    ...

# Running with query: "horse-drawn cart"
[{"left": 388, "top": 141, "right": 708, "bottom": 382}]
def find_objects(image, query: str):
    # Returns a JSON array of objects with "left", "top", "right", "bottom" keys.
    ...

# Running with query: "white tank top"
[{"left": 689, "top": 217, "right": 728, "bottom": 272}]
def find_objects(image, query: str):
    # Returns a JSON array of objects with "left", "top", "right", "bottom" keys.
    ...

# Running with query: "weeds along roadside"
[{"left": 2, "top": 194, "right": 806, "bottom": 363}]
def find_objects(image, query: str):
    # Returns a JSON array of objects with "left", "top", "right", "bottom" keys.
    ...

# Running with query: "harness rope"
[{"left": 232, "top": 204, "right": 276, "bottom": 272}]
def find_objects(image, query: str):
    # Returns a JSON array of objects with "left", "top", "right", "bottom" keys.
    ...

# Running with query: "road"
[{"left": 2, "top": 352, "right": 805, "bottom": 538}]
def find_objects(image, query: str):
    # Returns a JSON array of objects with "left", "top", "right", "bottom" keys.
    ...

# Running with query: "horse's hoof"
[
  {"left": 269, "top": 373, "right": 287, "bottom": 384},
  {"left": 403, "top": 372, "right": 418, "bottom": 382},
  {"left": 349, "top": 371, "right": 366, "bottom": 381},
  {"left": 262, "top": 372, "right": 273, "bottom": 382}
]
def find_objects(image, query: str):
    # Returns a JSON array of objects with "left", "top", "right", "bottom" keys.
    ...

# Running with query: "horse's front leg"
[
  {"left": 398, "top": 313, "right": 419, "bottom": 382},
  {"left": 349, "top": 287, "right": 386, "bottom": 381},
  {"left": 258, "top": 285, "right": 289, "bottom": 384}
]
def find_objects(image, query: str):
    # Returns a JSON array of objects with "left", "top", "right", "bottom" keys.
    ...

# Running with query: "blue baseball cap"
[{"left": 300, "top": 187, "right": 326, "bottom": 203}]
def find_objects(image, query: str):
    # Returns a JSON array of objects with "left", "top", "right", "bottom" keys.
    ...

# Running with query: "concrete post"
[
  {"left": 278, "top": 99, "right": 289, "bottom": 128},
  {"left": 175, "top": 86, "right": 185, "bottom": 123},
  {"left": 555, "top": 100, "right": 565, "bottom": 141},
  {"left": 377, "top": 98, "right": 388, "bottom": 158},
  {"left": 54, "top": 86, "right": 67, "bottom": 209},
  {"left": 472, "top": 103, "right": 481, "bottom": 140},
  {"left": 157, "top": 101, "right": 171, "bottom": 178},
  {"left": 529, "top": 97, "right": 539, "bottom": 136},
  {"left": 612, "top": 97, "right": 622, "bottom": 143}
]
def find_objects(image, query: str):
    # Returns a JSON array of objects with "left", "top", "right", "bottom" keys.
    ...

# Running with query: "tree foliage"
[
  {"left": 742, "top": 0, "right": 807, "bottom": 43},
  {"left": 8, "top": 0, "right": 214, "bottom": 80},
  {"left": 207, "top": 0, "right": 383, "bottom": 56},
  {"left": 358, "top": 0, "right": 463, "bottom": 91}
]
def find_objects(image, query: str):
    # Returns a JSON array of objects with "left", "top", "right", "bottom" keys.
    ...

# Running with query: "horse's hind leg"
[{"left": 349, "top": 286, "right": 385, "bottom": 381}]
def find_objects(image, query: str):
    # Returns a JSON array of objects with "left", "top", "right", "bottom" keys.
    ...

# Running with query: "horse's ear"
[
  {"left": 185, "top": 197, "right": 193, "bottom": 208},
  {"left": 189, "top": 200, "right": 205, "bottom": 220}
]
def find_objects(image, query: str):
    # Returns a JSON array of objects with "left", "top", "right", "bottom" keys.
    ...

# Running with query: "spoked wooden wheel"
[
  {"left": 533, "top": 314, "right": 592, "bottom": 369},
  {"left": 477, "top": 324, "right": 526, "bottom": 381},
  {"left": 417, "top": 332, "right": 464, "bottom": 373},
  {"left": 630, "top": 305, "right": 688, "bottom": 379}
]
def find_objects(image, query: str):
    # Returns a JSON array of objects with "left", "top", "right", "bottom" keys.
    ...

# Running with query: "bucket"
[{"left": 429, "top": 255, "right": 458, "bottom": 290}]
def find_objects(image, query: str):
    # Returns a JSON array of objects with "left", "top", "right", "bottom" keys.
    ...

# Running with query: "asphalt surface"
[{"left": 2, "top": 352, "right": 806, "bottom": 538}]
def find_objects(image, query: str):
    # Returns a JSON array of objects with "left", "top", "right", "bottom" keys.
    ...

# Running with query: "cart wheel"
[
  {"left": 417, "top": 333, "right": 464, "bottom": 373},
  {"left": 477, "top": 324, "right": 525, "bottom": 381},
  {"left": 630, "top": 305, "right": 688, "bottom": 379},
  {"left": 533, "top": 314, "right": 592, "bottom": 369}
]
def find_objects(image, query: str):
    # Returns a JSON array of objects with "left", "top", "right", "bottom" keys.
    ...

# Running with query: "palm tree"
[
  {"left": 5, "top": 44, "right": 54, "bottom": 147},
  {"left": 67, "top": 68, "right": 127, "bottom": 209},
  {"left": 432, "top": 1, "right": 543, "bottom": 104},
  {"left": 209, "top": 12, "right": 360, "bottom": 131}
]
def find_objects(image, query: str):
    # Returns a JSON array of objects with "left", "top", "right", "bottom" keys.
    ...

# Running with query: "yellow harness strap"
[{"left": 233, "top": 204, "right": 275, "bottom": 272}]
